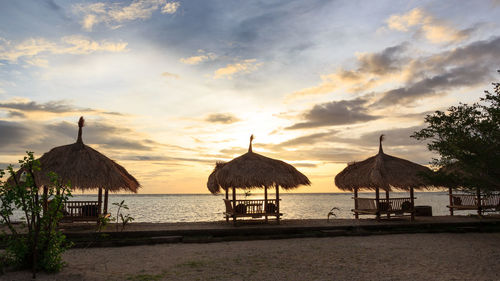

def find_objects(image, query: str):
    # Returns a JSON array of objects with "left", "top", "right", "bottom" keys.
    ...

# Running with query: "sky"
[{"left": 0, "top": 0, "right": 499, "bottom": 194}]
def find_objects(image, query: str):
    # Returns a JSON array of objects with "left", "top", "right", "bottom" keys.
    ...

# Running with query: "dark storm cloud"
[
  {"left": 287, "top": 98, "right": 379, "bottom": 129},
  {"left": 205, "top": 113, "right": 240, "bottom": 124}
]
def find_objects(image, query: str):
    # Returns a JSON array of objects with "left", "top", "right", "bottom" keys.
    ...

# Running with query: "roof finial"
[
  {"left": 77, "top": 116, "right": 85, "bottom": 144},
  {"left": 379, "top": 134, "right": 384, "bottom": 154},
  {"left": 248, "top": 134, "right": 254, "bottom": 153}
]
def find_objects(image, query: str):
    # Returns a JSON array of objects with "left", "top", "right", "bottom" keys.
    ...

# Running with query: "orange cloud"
[
  {"left": 386, "top": 8, "right": 469, "bottom": 44},
  {"left": 213, "top": 59, "right": 262, "bottom": 79}
]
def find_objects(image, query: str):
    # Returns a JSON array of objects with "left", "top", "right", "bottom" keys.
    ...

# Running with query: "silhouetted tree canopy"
[{"left": 412, "top": 71, "right": 500, "bottom": 192}]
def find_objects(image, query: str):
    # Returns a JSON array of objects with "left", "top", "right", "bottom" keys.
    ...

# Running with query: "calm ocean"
[{"left": 62, "top": 191, "right": 475, "bottom": 222}]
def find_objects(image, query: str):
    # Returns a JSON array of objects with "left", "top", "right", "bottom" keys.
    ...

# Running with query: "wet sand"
[{"left": 3, "top": 232, "right": 500, "bottom": 281}]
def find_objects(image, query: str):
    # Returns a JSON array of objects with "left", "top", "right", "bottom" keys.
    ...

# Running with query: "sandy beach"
[{"left": 3, "top": 232, "right": 499, "bottom": 281}]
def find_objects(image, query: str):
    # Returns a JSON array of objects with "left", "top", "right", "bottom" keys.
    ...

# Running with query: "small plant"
[
  {"left": 119, "top": 213, "right": 135, "bottom": 231},
  {"left": 112, "top": 200, "right": 134, "bottom": 232},
  {"left": 327, "top": 207, "right": 340, "bottom": 222},
  {"left": 0, "top": 152, "right": 73, "bottom": 278}
]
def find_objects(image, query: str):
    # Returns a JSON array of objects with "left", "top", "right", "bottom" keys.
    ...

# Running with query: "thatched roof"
[
  {"left": 334, "top": 135, "right": 432, "bottom": 192},
  {"left": 207, "top": 135, "right": 311, "bottom": 194},
  {"left": 11, "top": 117, "right": 140, "bottom": 193}
]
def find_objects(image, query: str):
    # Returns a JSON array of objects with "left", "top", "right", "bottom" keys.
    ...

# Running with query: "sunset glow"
[{"left": 1, "top": 0, "right": 499, "bottom": 193}]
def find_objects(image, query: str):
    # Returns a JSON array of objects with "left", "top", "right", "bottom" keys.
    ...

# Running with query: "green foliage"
[
  {"left": 112, "top": 200, "right": 134, "bottom": 232},
  {"left": 412, "top": 72, "right": 500, "bottom": 192},
  {"left": 0, "top": 152, "right": 73, "bottom": 277}
]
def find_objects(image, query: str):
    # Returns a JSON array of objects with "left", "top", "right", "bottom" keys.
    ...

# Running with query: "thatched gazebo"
[
  {"left": 207, "top": 135, "right": 310, "bottom": 224},
  {"left": 335, "top": 135, "right": 432, "bottom": 221},
  {"left": 13, "top": 117, "right": 140, "bottom": 221}
]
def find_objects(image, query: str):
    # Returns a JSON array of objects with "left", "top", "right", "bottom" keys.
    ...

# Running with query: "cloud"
[
  {"left": 0, "top": 35, "right": 127, "bottom": 65},
  {"left": 291, "top": 36, "right": 500, "bottom": 110},
  {"left": 161, "top": 1, "right": 180, "bottom": 14},
  {"left": 205, "top": 113, "right": 240, "bottom": 124},
  {"left": 277, "top": 131, "right": 336, "bottom": 147},
  {"left": 374, "top": 36, "right": 500, "bottom": 106},
  {"left": 386, "top": 8, "right": 471, "bottom": 44},
  {"left": 161, "top": 72, "right": 180, "bottom": 79},
  {"left": 249, "top": 126, "right": 431, "bottom": 164},
  {"left": 0, "top": 120, "right": 33, "bottom": 150},
  {"left": 116, "top": 155, "right": 214, "bottom": 164},
  {"left": 287, "top": 98, "right": 380, "bottom": 129},
  {"left": 179, "top": 50, "right": 215, "bottom": 65},
  {"left": 0, "top": 99, "right": 90, "bottom": 113},
  {"left": 213, "top": 59, "right": 262, "bottom": 79},
  {"left": 356, "top": 43, "right": 409, "bottom": 75},
  {"left": 0, "top": 98, "right": 126, "bottom": 118},
  {"left": 288, "top": 43, "right": 408, "bottom": 98},
  {"left": 375, "top": 64, "right": 491, "bottom": 106},
  {"left": 0, "top": 118, "right": 162, "bottom": 159},
  {"left": 73, "top": 0, "right": 180, "bottom": 31}
]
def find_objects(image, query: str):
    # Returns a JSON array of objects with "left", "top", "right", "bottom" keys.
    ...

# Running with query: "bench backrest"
[
  {"left": 357, "top": 198, "right": 377, "bottom": 210},
  {"left": 223, "top": 199, "right": 234, "bottom": 213}
]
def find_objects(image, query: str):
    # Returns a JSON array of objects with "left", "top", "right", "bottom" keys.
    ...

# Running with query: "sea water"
[{"left": 56, "top": 192, "right": 476, "bottom": 222}]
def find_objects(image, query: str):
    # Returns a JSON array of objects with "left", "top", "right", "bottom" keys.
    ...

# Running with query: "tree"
[
  {"left": 0, "top": 152, "right": 72, "bottom": 278},
  {"left": 411, "top": 72, "right": 500, "bottom": 192}
]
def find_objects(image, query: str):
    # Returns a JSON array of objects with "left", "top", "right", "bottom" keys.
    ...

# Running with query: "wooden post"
[
  {"left": 276, "top": 184, "right": 280, "bottom": 224},
  {"left": 225, "top": 188, "right": 229, "bottom": 223},
  {"left": 385, "top": 190, "right": 390, "bottom": 219},
  {"left": 410, "top": 187, "right": 415, "bottom": 221},
  {"left": 354, "top": 188, "right": 359, "bottom": 219},
  {"left": 98, "top": 187, "right": 103, "bottom": 216},
  {"left": 264, "top": 186, "right": 268, "bottom": 222},
  {"left": 232, "top": 187, "right": 236, "bottom": 225},
  {"left": 103, "top": 189, "right": 109, "bottom": 215},
  {"left": 449, "top": 187, "right": 454, "bottom": 216},
  {"left": 375, "top": 187, "right": 380, "bottom": 221},
  {"left": 477, "top": 187, "right": 482, "bottom": 216}
]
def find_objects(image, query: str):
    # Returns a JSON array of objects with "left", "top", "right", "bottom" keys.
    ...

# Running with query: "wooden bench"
[
  {"left": 60, "top": 201, "right": 104, "bottom": 222},
  {"left": 223, "top": 199, "right": 282, "bottom": 223},
  {"left": 353, "top": 197, "right": 414, "bottom": 219},
  {"left": 447, "top": 193, "right": 500, "bottom": 215}
]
